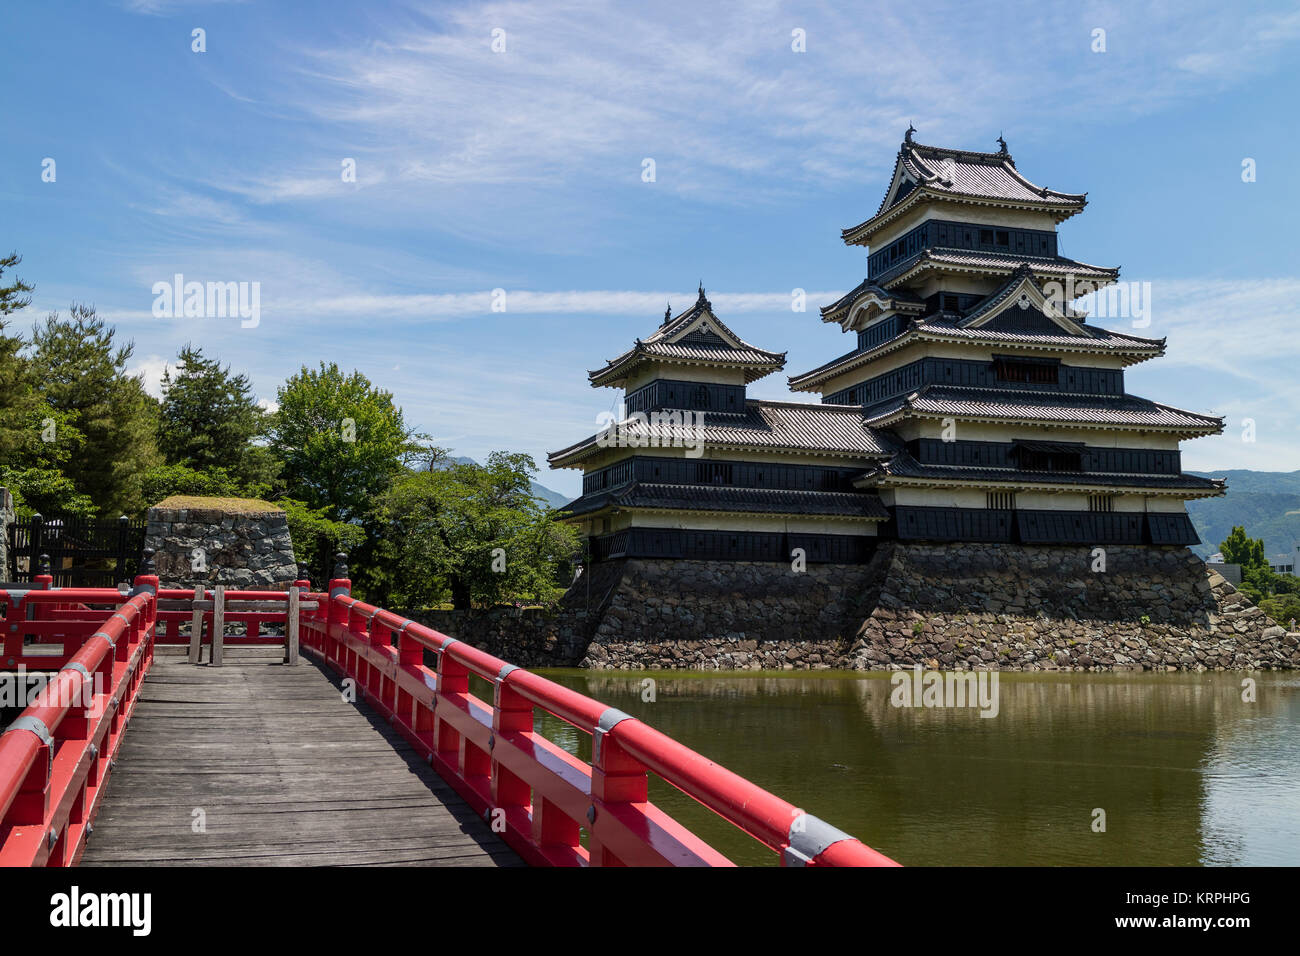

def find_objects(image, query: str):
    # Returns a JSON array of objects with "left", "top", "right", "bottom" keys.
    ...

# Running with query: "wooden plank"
[
  {"left": 211, "top": 585, "right": 224, "bottom": 666},
  {"left": 79, "top": 650, "right": 521, "bottom": 868},
  {"left": 188, "top": 585, "right": 205, "bottom": 664},
  {"left": 285, "top": 587, "right": 300, "bottom": 665},
  {"left": 160, "top": 600, "right": 318, "bottom": 612}
]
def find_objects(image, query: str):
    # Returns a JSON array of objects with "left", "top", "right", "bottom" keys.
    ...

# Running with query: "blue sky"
[{"left": 4, "top": 0, "right": 1299, "bottom": 499}]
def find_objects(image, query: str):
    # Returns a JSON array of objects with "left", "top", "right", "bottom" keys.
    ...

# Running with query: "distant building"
[
  {"left": 1268, "top": 553, "right": 1296, "bottom": 575},
  {"left": 550, "top": 131, "right": 1227, "bottom": 562},
  {"left": 1207, "top": 554, "right": 1243, "bottom": 585}
]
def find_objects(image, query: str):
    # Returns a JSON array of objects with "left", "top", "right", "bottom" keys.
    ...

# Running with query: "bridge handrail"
[
  {"left": 0, "top": 587, "right": 156, "bottom": 866},
  {"left": 310, "top": 587, "right": 897, "bottom": 867}
]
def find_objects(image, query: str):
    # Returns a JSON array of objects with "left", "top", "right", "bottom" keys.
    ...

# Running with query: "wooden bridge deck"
[{"left": 80, "top": 647, "right": 522, "bottom": 867}]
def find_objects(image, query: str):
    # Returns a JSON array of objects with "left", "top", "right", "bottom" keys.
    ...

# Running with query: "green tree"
[
  {"left": 26, "top": 304, "right": 161, "bottom": 515},
  {"left": 1219, "top": 526, "right": 1266, "bottom": 570},
  {"left": 0, "top": 252, "right": 38, "bottom": 462},
  {"left": 157, "top": 344, "right": 278, "bottom": 496},
  {"left": 374, "top": 452, "right": 579, "bottom": 610},
  {"left": 279, "top": 498, "right": 367, "bottom": 586},
  {"left": 0, "top": 254, "right": 94, "bottom": 516},
  {"left": 269, "top": 362, "right": 425, "bottom": 522},
  {"left": 139, "top": 463, "right": 242, "bottom": 505},
  {"left": 1260, "top": 593, "right": 1300, "bottom": 630}
]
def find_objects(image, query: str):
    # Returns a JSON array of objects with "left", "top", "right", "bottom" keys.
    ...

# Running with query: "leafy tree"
[
  {"left": 158, "top": 345, "right": 278, "bottom": 495},
  {"left": 0, "top": 405, "right": 94, "bottom": 517},
  {"left": 374, "top": 452, "right": 579, "bottom": 610},
  {"left": 139, "top": 463, "right": 242, "bottom": 505},
  {"left": 269, "top": 362, "right": 426, "bottom": 523},
  {"left": 279, "top": 498, "right": 366, "bottom": 586},
  {"left": 0, "top": 254, "right": 94, "bottom": 516},
  {"left": 1260, "top": 593, "right": 1300, "bottom": 630},
  {"left": 1219, "top": 526, "right": 1266, "bottom": 570},
  {"left": 0, "top": 252, "right": 38, "bottom": 462},
  {"left": 26, "top": 304, "right": 161, "bottom": 515}
]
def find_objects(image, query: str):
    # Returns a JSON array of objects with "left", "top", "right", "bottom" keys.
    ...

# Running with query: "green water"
[{"left": 525, "top": 670, "right": 1300, "bottom": 866}]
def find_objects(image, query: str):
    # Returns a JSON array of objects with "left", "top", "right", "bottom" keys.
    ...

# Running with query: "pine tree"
[
  {"left": 27, "top": 304, "right": 161, "bottom": 515},
  {"left": 0, "top": 252, "right": 38, "bottom": 461},
  {"left": 157, "top": 344, "right": 278, "bottom": 494}
]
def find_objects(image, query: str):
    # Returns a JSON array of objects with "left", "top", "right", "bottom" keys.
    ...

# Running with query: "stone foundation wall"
[
  {"left": 403, "top": 557, "right": 880, "bottom": 670},
  {"left": 581, "top": 558, "right": 879, "bottom": 670},
  {"left": 847, "top": 543, "right": 1297, "bottom": 671},
  {"left": 400, "top": 543, "right": 1298, "bottom": 672},
  {"left": 145, "top": 502, "right": 297, "bottom": 590},
  {"left": 397, "top": 557, "right": 629, "bottom": 666}
]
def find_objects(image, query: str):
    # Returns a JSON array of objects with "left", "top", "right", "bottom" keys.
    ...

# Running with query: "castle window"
[
  {"left": 996, "top": 230, "right": 1010, "bottom": 247},
  {"left": 1013, "top": 441, "right": 1083, "bottom": 473},
  {"left": 1089, "top": 494, "right": 1115, "bottom": 513},
  {"left": 980, "top": 229, "right": 993, "bottom": 245},
  {"left": 994, "top": 358, "right": 1058, "bottom": 384},
  {"left": 987, "top": 492, "right": 1016, "bottom": 510},
  {"left": 696, "top": 461, "right": 732, "bottom": 485}
]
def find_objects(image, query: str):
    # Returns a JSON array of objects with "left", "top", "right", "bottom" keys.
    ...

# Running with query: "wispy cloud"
[{"left": 191, "top": 1, "right": 1300, "bottom": 209}]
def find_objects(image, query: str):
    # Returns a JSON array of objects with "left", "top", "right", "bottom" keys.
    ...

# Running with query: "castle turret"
[{"left": 788, "top": 132, "right": 1225, "bottom": 545}]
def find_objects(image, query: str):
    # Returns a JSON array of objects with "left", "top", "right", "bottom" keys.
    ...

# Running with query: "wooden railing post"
[
  {"left": 189, "top": 585, "right": 205, "bottom": 664},
  {"left": 212, "top": 585, "right": 225, "bottom": 666},
  {"left": 285, "top": 587, "right": 300, "bottom": 665}
]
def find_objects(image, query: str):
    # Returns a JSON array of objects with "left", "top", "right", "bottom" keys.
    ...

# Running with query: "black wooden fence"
[{"left": 5, "top": 513, "right": 146, "bottom": 587}]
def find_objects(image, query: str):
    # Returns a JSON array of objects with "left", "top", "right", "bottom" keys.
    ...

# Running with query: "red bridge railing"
[
  {"left": 299, "top": 563, "right": 898, "bottom": 868},
  {"left": 0, "top": 576, "right": 157, "bottom": 866},
  {"left": 2, "top": 558, "right": 898, "bottom": 868}
]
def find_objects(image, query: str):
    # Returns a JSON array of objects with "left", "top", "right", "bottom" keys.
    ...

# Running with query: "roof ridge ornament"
[
  {"left": 696, "top": 281, "right": 710, "bottom": 309},
  {"left": 663, "top": 302, "right": 672, "bottom": 326},
  {"left": 905, "top": 123, "right": 916, "bottom": 144},
  {"left": 997, "top": 133, "right": 1008, "bottom": 155}
]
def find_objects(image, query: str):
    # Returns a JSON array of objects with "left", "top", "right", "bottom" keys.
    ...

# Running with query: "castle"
[{"left": 549, "top": 131, "right": 1225, "bottom": 563}]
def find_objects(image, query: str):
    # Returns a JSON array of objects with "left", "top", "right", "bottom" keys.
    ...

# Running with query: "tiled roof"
[
  {"left": 874, "top": 248, "right": 1118, "bottom": 287},
  {"left": 788, "top": 317, "right": 1163, "bottom": 391},
  {"left": 819, "top": 280, "right": 925, "bottom": 323},
  {"left": 915, "top": 320, "right": 1163, "bottom": 350},
  {"left": 897, "top": 141, "right": 1086, "bottom": 210},
  {"left": 863, "top": 385, "right": 1224, "bottom": 433},
  {"left": 562, "top": 482, "right": 890, "bottom": 519},
  {"left": 589, "top": 288, "right": 785, "bottom": 386},
  {"left": 548, "top": 399, "right": 892, "bottom": 467},
  {"left": 858, "top": 452, "right": 1226, "bottom": 494},
  {"left": 843, "top": 135, "right": 1087, "bottom": 244}
]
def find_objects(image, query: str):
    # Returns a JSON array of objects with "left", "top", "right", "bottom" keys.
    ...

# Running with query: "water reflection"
[{"left": 528, "top": 669, "right": 1299, "bottom": 866}]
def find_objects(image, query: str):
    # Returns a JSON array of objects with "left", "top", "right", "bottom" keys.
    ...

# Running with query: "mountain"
[
  {"left": 436, "top": 456, "right": 572, "bottom": 509},
  {"left": 1185, "top": 470, "right": 1300, "bottom": 560}
]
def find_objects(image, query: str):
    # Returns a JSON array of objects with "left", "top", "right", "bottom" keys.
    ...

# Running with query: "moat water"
[{"left": 526, "top": 669, "right": 1300, "bottom": 866}]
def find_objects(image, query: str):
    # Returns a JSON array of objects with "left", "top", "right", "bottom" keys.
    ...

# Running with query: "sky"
[{"left": 3, "top": 0, "right": 1299, "bottom": 499}]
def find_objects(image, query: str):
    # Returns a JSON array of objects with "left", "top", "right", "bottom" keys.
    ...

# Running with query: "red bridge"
[{"left": 0, "top": 554, "right": 898, "bottom": 868}]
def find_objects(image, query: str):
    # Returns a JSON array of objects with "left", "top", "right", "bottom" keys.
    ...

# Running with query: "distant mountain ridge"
[
  {"left": 436, "top": 455, "right": 571, "bottom": 509},
  {"left": 1186, "top": 469, "right": 1300, "bottom": 560}
]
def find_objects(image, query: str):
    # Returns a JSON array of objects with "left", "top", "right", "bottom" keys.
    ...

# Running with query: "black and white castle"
[{"left": 550, "top": 132, "right": 1224, "bottom": 564}]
